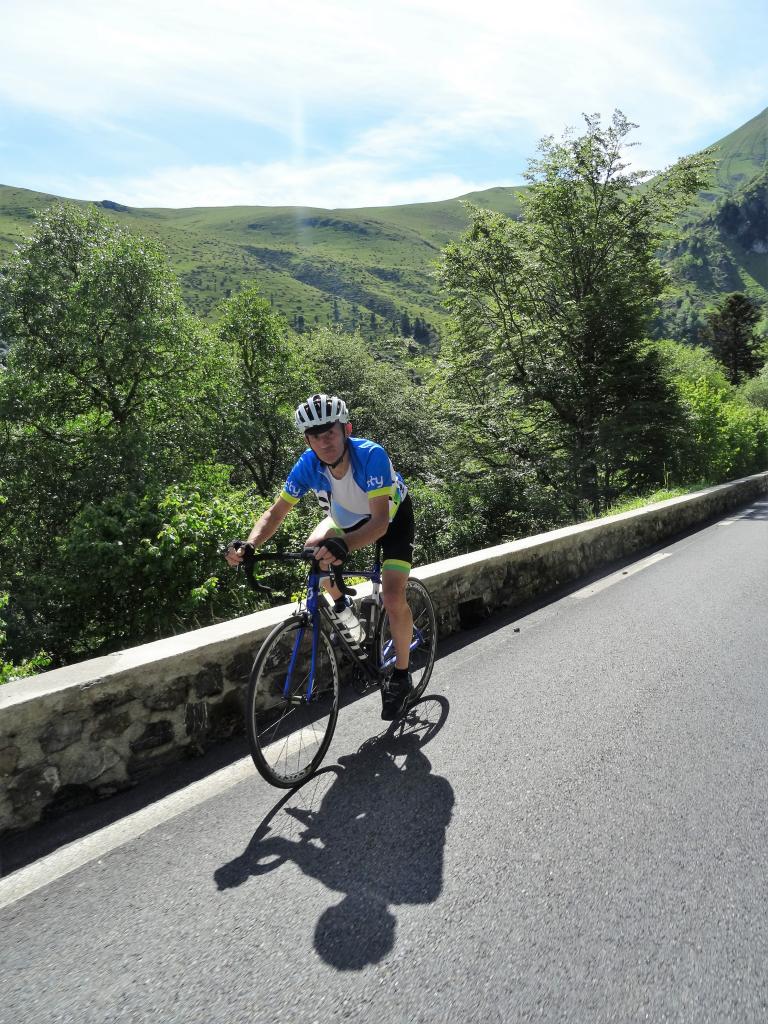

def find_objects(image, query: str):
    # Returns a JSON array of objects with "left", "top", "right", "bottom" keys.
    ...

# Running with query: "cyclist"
[{"left": 226, "top": 393, "right": 416, "bottom": 720}]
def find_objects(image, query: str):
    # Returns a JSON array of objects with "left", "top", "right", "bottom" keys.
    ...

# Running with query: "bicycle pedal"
[{"left": 349, "top": 672, "right": 370, "bottom": 695}]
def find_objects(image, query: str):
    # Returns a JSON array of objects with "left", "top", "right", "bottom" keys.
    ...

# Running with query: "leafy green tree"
[
  {"left": 0, "top": 204, "right": 217, "bottom": 664},
  {"left": 0, "top": 590, "right": 51, "bottom": 684},
  {"left": 413, "top": 317, "right": 432, "bottom": 344},
  {"left": 702, "top": 292, "right": 764, "bottom": 385},
  {"left": 653, "top": 338, "right": 732, "bottom": 394},
  {"left": 654, "top": 339, "right": 768, "bottom": 482},
  {"left": 438, "top": 111, "right": 711, "bottom": 515},
  {"left": 740, "top": 364, "right": 768, "bottom": 410},
  {"left": 672, "top": 378, "right": 768, "bottom": 482},
  {"left": 0, "top": 204, "right": 214, "bottom": 498},
  {"left": 49, "top": 467, "right": 318, "bottom": 657},
  {"left": 209, "top": 285, "right": 306, "bottom": 495},
  {"left": 304, "top": 327, "right": 441, "bottom": 483}
]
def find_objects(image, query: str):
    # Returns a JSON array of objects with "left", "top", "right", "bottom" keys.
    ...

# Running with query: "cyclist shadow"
[{"left": 214, "top": 695, "right": 453, "bottom": 971}]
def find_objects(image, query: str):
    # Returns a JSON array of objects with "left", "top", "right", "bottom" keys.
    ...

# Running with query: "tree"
[
  {"left": 400, "top": 311, "right": 412, "bottom": 337},
  {"left": 702, "top": 292, "right": 764, "bottom": 385},
  {"left": 304, "top": 327, "right": 441, "bottom": 482},
  {"left": 47, "top": 469, "right": 316, "bottom": 657},
  {"left": 0, "top": 204, "right": 212, "bottom": 496},
  {"left": 210, "top": 285, "right": 306, "bottom": 495},
  {"left": 653, "top": 338, "right": 731, "bottom": 394},
  {"left": 740, "top": 364, "right": 768, "bottom": 410},
  {"left": 0, "top": 204, "right": 217, "bottom": 664},
  {"left": 0, "top": 589, "right": 50, "bottom": 683},
  {"left": 438, "top": 111, "right": 711, "bottom": 514}
]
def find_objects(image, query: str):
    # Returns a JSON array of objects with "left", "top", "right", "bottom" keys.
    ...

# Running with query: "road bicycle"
[{"left": 238, "top": 544, "right": 437, "bottom": 789}]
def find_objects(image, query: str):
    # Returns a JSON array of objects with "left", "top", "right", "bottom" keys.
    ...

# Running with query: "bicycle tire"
[
  {"left": 376, "top": 578, "right": 437, "bottom": 701},
  {"left": 247, "top": 615, "right": 339, "bottom": 788}
]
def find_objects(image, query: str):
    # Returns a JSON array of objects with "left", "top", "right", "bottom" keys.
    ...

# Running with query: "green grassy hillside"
[
  {"left": 697, "top": 105, "right": 768, "bottom": 202},
  {"left": 1, "top": 106, "right": 766, "bottom": 342},
  {"left": 656, "top": 167, "right": 768, "bottom": 340},
  {"left": 653, "top": 107, "right": 768, "bottom": 338},
  {"left": 0, "top": 182, "right": 524, "bottom": 340}
]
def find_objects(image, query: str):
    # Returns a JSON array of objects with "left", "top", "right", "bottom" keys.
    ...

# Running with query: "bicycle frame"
[{"left": 246, "top": 545, "right": 425, "bottom": 702}]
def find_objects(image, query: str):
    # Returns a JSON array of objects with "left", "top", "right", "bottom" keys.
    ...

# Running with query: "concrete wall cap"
[{"left": 0, "top": 604, "right": 289, "bottom": 712}]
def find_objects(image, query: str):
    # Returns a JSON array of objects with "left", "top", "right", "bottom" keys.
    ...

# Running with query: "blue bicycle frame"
[{"left": 282, "top": 550, "right": 424, "bottom": 701}]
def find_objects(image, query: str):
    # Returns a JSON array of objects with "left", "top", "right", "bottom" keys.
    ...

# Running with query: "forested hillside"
[
  {"left": 0, "top": 182, "right": 523, "bottom": 341},
  {"left": 660, "top": 167, "right": 768, "bottom": 341},
  {"left": 1, "top": 107, "right": 766, "bottom": 344}
]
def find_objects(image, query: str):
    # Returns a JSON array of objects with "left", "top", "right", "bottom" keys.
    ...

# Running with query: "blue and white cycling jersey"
[{"left": 280, "top": 436, "right": 408, "bottom": 529}]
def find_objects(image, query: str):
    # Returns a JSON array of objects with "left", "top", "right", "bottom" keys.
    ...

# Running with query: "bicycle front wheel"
[
  {"left": 377, "top": 578, "right": 437, "bottom": 701},
  {"left": 247, "top": 616, "right": 339, "bottom": 788}
]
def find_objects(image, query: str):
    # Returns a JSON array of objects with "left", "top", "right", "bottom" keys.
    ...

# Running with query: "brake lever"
[
  {"left": 235, "top": 543, "right": 275, "bottom": 596},
  {"left": 331, "top": 565, "right": 357, "bottom": 597}
]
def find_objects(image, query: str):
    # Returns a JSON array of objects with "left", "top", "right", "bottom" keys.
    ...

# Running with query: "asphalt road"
[{"left": 2, "top": 498, "right": 768, "bottom": 1024}]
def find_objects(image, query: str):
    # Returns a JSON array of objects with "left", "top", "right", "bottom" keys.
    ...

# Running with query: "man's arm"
[
  {"left": 248, "top": 496, "right": 294, "bottom": 546},
  {"left": 343, "top": 495, "right": 390, "bottom": 551}
]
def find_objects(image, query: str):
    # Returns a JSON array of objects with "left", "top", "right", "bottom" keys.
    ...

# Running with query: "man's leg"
[
  {"left": 382, "top": 568, "right": 413, "bottom": 670},
  {"left": 378, "top": 495, "right": 415, "bottom": 721}
]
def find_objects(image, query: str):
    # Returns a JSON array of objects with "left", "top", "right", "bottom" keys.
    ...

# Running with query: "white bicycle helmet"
[{"left": 294, "top": 393, "right": 349, "bottom": 433}]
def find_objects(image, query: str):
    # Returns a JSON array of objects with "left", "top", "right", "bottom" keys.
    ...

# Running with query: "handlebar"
[{"left": 229, "top": 543, "right": 357, "bottom": 598}]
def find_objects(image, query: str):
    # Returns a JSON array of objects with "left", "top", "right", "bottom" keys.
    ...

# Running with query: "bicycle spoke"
[{"left": 248, "top": 618, "right": 339, "bottom": 787}]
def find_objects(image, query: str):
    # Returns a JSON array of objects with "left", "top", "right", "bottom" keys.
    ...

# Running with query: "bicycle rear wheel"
[
  {"left": 377, "top": 578, "right": 437, "bottom": 701},
  {"left": 247, "top": 616, "right": 339, "bottom": 788}
]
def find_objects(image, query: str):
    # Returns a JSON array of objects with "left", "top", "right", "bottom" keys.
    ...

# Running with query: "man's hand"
[
  {"left": 313, "top": 535, "right": 349, "bottom": 570},
  {"left": 224, "top": 540, "right": 253, "bottom": 568}
]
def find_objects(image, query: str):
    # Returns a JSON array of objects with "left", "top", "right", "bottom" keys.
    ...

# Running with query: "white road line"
[
  {"left": 719, "top": 508, "right": 757, "bottom": 525},
  {"left": 0, "top": 757, "right": 255, "bottom": 912},
  {"left": 571, "top": 552, "right": 671, "bottom": 600}
]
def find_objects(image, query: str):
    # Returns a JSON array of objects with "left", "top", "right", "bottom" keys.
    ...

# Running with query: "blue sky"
[{"left": 2, "top": 0, "right": 766, "bottom": 210}]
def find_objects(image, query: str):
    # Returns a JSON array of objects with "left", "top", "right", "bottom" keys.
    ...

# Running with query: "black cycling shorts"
[{"left": 343, "top": 494, "right": 415, "bottom": 573}]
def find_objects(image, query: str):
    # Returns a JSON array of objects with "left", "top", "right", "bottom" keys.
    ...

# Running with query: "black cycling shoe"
[{"left": 381, "top": 672, "right": 413, "bottom": 721}]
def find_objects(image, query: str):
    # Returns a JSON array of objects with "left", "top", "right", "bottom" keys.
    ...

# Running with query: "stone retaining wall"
[{"left": 2, "top": 472, "right": 766, "bottom": 838}]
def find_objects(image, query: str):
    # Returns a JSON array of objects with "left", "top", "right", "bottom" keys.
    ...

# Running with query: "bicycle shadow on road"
[{"left": 214, "top": 695, "right": 453, "bottom": 971}]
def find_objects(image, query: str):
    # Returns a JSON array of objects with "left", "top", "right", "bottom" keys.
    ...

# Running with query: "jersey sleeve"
[
  {"left": 363, "top": 444, "right": 396, "bottom": 499},
  {"left": 280, "top": 452, "right": 314, "bottom": 506}
]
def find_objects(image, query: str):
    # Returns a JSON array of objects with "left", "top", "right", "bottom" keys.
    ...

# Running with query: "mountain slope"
[
  {"left": 0, "top": 182, "right": 524, "bottom": 338},
  {"left": 0, "top": 106, "right": 766, "bottom": 341},
  {"left": 657, "top": 165, "right": 768, "bottom": 340},
  {"left": 698, "top": 105, "right": 768, "bottom": 202}
]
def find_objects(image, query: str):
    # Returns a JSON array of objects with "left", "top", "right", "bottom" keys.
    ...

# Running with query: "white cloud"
[
  {"left": 69, "top": 156, "right": 499, "bottom": 210},
  {"left": 3, "top": 0, "right": 766, "bottom": 206}
]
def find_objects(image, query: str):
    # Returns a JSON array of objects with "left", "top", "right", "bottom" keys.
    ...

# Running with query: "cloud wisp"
[{"left": 3, "top": 0, "right": 766, "bottom": 207}]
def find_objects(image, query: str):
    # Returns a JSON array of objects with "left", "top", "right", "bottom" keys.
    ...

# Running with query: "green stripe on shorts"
[{"left": 382, "top": 558, "right": 411, "bottom": 574}]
